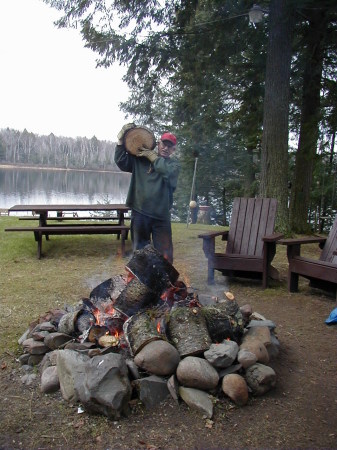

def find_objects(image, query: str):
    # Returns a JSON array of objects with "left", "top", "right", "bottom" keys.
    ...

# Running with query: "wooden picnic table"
[{"left": 5, "top": 204, "right": 131, "bottom": 258}]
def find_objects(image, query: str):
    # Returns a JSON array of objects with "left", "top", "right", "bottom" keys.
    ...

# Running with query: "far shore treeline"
[{"left": 0, "top": 128, "right": 118, "bottom": 172}]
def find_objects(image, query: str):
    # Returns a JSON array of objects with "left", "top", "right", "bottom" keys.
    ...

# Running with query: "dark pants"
[{"left": 131, "top": 210, "right": 173, "bottom": 263}]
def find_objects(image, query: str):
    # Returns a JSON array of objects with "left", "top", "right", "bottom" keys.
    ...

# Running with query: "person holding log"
[{"left": 114, "top": 123, "right": 180, "bottom": 263}]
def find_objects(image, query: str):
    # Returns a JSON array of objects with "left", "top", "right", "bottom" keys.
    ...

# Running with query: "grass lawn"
[{"left": 0, "top": 216, "right": 227, "bottom": 353}]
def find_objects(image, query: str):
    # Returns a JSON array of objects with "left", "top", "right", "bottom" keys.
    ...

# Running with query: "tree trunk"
[
  {"left": 289, "top": 9, "right": 327, "bottom": 233},
  {"left": 243, "top": 147, "right": 257, "bottom": 197},
  {"left": 259, "top": 0, "right": 295, "bottom": 233}
]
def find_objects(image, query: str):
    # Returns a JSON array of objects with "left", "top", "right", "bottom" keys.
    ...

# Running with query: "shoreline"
[{"left": 0, "top": 163, "right": 125, "bottom": 175}]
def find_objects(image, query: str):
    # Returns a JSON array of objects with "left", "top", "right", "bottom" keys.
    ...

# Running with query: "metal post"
[{"left": 186, "top": 157, "right": 198, "bottom": 227}]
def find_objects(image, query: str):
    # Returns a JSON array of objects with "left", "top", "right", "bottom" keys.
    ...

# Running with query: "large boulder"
[
  {"left": 222, "top": 374, "right": 249, "bottom": 406},
  {"left": 204, "top": 341, "right": 239, "bottom": 369},
  {"left": 179, "top": 386, "right": 214, "bottom": 418},
  {"left": 176, "top": 356, "right": 219, "bottom": 390},
  {"left": 76, "top": 353, "right": 132, "bottom": 419},
  {"left": 244, "top": 363, "right": 276, "bottom": 396},
  {"left": 134, "top": 340, "right": 180, "bottom": 376},
  {"left": 57, "top": 349, "right": 90, "bottom": 403}
]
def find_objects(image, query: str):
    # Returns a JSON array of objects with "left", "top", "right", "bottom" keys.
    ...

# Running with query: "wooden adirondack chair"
[
  {"left": 198, "top": 197, "right": 283, "bottom": 287},
  {"left": 280, "top": 214, "right": 337, "bottom": 299}
]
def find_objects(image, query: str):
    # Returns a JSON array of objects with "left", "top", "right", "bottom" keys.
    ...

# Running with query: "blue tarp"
[{"left": 325, "top": 307, "right": 337, "bottom": 325}]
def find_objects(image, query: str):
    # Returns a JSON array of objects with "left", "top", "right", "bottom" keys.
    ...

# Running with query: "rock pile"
[{"left": 18, "top": 294, "right": 280, "bottom": 420}]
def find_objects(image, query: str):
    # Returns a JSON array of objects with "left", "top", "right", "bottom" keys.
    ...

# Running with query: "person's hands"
[
  {"left": 137, "top": 147, "right": 158, "bottom": 163},
  {"left": 117, "top": 123, "right": 136, "bottom": 145}
]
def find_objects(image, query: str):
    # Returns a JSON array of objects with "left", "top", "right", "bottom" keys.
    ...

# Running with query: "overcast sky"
[{"left": 0, "top": 0, "right": 130, "bottom": 141}]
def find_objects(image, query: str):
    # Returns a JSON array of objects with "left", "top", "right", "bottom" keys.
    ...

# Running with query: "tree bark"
[
  {"left": 167, "top": 306, "right": 212, "bottom": 357},
  {"left": 259, "top": 0, "right": 295, "bottom": 233},
  {"left": 289, "top": 9, "right": 328, "bottom": 233}
]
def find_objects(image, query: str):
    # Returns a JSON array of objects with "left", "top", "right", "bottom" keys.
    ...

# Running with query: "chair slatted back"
[
  {"left": 226, "top": 198, "right": 277, "bottom": 256},
  {"left": 320, "top": 214, "right": 337, "bottom": 264}
]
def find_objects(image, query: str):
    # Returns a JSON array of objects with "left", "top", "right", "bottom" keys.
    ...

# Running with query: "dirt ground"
[{"left": 0, "top": 271, "right": 336, "bottom": 449}]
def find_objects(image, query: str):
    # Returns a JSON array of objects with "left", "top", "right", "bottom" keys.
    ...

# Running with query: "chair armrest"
[
  {"left": 262, "top": 232, "right": 284, "bottom": 243},
  {"left": 198, "top": 230, "right": 229, "bottom": 259},
  {"left": 198, "top": 230, "right": 229, "bottom": 240},
  {"left": 279, "top": 236, "right": 327, "bottom": 246}
]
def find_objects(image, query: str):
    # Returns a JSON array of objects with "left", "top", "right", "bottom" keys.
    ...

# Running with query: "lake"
[{"left": 0, "top": 166, "right": 131, "bottom": 213}]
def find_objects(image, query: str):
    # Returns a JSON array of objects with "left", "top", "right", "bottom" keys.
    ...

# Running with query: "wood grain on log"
[
  {"left": 167, "top": 307, "right": 212, "bottom": 357},
  {"left": 124, "top": 312, "right": 162, "bottom": 356},
  {"left": 201, "top": 301, "right": 244, "bottom": 343}
]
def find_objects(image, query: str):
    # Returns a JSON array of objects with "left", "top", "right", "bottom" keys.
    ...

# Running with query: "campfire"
[{"left": 19, "top": 245, "right": 279, "bottom": 419}]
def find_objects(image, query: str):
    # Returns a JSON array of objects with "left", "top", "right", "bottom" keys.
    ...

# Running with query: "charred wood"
[{"left": 126, "top": 245, "right": 179, "bottom": 294}]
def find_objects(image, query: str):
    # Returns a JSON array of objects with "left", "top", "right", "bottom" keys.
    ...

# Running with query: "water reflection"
[{"left": 0, "top": 167, "right": 131, "bottom": 208}]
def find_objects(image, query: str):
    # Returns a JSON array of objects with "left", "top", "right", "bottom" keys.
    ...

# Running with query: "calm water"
[{"left": 0, "top": 167, "right": 131, "bottom": 213}]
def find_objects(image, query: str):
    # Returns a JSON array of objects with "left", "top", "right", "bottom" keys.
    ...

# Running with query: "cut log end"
[{"left": 224, "top": 291, "right": 235, "bottom": 301}]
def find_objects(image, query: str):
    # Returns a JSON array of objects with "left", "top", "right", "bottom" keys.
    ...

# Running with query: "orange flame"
[
  {"left": 126, "top": 269, "right": 135, "bottom": 284},
  {"left": 93, "top": 308, "right": 102, "bottom": 325}
]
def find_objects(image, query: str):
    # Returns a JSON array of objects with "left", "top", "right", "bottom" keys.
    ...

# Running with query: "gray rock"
[
  {"left": 22, "top": 338, "right": 49, "bottom": 355},
  {"left": 176, "top": 356, "right": 219, "bottom": 391},
  {"left": 57, "top": 349, "right": 90, "bottom": 402},
  {"left": 28, "top": 354, "right": 45, "bottom": 366},
  {"left": 247, "top": 319, "right": 276, "bottom": 331},
  {"left": 77, "top": 353, "right": 132, "bottom": 419},
  {"left": 34, "top": 321, "right": 57, "bottom": 333},
  {"left": 31, "top": 330, "right": 50, "bottom": 341},
  {"left": 218, "top": 363, "right": 242, "bottom": 379},
  {"left": 267, "top": 332, "right": 280, "bottom": 359},
  {"left": 204, "top": 341, "right": 239, "bottom": 369},
  {"left": 245, "top": 363, "right": 276, "bottom": 396},
  {"left": 179, "top": 386, "right": 214, "bottom": 419},
  {"left": 126, "top": 358, "right": 140, "bottom": 380},
  {"left": 242, "top": 326, "right": 271, "bottom": 347},
  {"left": 40, "top": 350, "right": 59, "bottom": 374},
  {"left": 64, "top": 342, "right": 96, "bottom": 351},
  {"left": 18, "top": 328, "right": 31, "bottom": 345},
  {"left": 134, "top": 340, "right": 180, "bottom": 376},
  {"left": 239, "top": 339, "right": 269, "bottom": 364},
  {"left": 44, "top": 332, "right": 73, "bottom": 350},
  {"left": 21, "top": 373, "right": 38, "bottom": 386},
  {"left": 167, "top": 374, "right": 179, "bottom": 402},
  {"left": 222, "top": 374, "right": 249, "bottom": 406},
  {"left": 133, "top": 375, "right": 169, "bottom": 409},
  {"left": 41, "top": 366, "right": 60, "bottom": 393},
  {"left": 237, "top": 349, "right": 258, "bottom": 369},
  {"left": 18, "top": 353, "right": 30, "bottom": 365},
  {"left": 239, "top": 304, "right": 253, "bottom": 324}
]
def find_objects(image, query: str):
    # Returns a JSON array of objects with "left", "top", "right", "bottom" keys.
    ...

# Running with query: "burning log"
[
  {"left": 88, "top": 325, "right": 110, "bottom": 343},
  {"left": 125, "top": 244, "right": 179, "bottom": 294},
  {"left": 58, "top": 310, "right": 82, "bottom": 335},
  {"left": 114, "top": 278, "right": 159, "bottom": 317},
  {"left": 124, "top": 312, "right": 163, "bottom": 356},
  {"left": 167, "top": 306, "right": 212, "bottom": 357},
  {"left": 201, "top": 297, "right": 244, "bottom": 343},
  {"left": 89, "top": 275, "right": 127, "bottom": 303},
  {"left": 76, "top": 310, "right": 95, "bottom": 334}
]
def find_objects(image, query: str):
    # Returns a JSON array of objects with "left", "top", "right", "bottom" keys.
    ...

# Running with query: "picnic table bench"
[{"left": 5, "top": 204, "right": 131, "bottom": 259}]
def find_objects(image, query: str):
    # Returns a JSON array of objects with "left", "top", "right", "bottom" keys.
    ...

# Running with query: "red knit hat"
[{"left": 161, "top": 132, "right": 177, "bottom": 145}]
